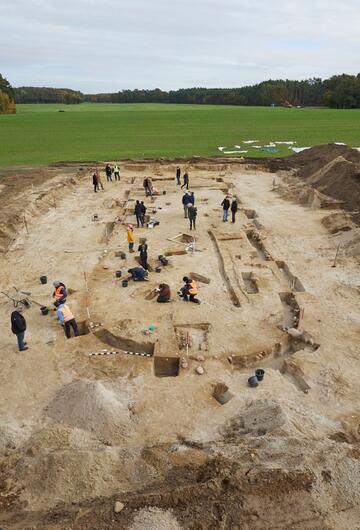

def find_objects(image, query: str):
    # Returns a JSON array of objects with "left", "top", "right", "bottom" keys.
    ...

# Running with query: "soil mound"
[
  {"left": 46, "top": 379, "right": 130, "bottom": 442},
  {"left": 291, "top": 145, "right": 360, "bottom": 224},
  {"left": 222, "top": 399, "right": 290, "bottom": 441},
  {"left": 321, "top": 212, "right": 354, "bottom": 234},
  {"left": 130, "top": 507, "right": 182, "bottom": 530}
]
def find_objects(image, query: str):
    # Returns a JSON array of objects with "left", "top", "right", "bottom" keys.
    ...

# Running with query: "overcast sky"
[{"left": 1, "top": 0, "right": 359, "bottom": 92}]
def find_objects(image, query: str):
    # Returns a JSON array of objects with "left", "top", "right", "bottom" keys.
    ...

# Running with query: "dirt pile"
[
  {"left": 46, "top": 379, "right": 130, "bottom": 442},
  {"left": 130, "top": 507, "right": 182, "bottom": 530},
  {"left": 292, "top": 145, "right": 360, "bottom": 224}
]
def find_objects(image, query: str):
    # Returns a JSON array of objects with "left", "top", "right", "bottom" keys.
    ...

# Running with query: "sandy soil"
[{"left": 0, "top": 158, "right": 359, "bottom": 529}]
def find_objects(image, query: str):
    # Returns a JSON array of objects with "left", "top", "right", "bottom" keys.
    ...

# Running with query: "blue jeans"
[
  {"left": 129, "top": 242, "right": 134, "bottom": 251},
  {"left": 223, "top": 209, "right": 229, "bottom": 221},
  {"left": 17, "top": 331, "right": 25, "bottom": 351}
]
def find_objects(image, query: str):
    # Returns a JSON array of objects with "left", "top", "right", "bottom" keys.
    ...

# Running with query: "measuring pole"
[{"left": 332, "top": 243, "right": 341, "bottom": 268}]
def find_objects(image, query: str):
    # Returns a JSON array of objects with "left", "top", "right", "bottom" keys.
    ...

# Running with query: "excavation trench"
[
  {"left": 276, "top": 261, "right": 305, "bottom": 292},
  {"left": 94, "top": 328, "right": 155, "bottom": 355},
  {"left": 246, "top": 230, "right": 271, "bottom": 261},
  {"left": 279, "top": 292, "right": 300, "bottom": 328},
  {"left": 208, "top": 230, "right": 241, "bottom": 307}
]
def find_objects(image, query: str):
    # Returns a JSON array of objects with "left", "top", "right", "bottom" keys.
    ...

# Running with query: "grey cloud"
[{"left": 0, "top": 0, "right": 359, "bottom": 92}]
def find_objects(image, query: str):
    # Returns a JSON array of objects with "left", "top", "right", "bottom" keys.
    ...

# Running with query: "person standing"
[
  {"left": 188, "top": 204, "right": 197, "bottom": 231},
  {"left": 176, "top": 166, "right": 181, "bottom": 185},
  {"left": 140, "top": 201, "right": 147, "bottom": 226},
  {"left": 182, "top": 192, "right": 191, "bottom": 218},
  {"left": 143, "top": 177, "right": 150, "bottom": 197},
  {"left": 138, "top": 240, "right": 148, "bottom": 269},
  {"left": 189, "top": 191, "right": 195, "bottom": 205},
  {"left": 105, "top": 164, "right": 112, "bottom": 182},
  {"left": 92, "top": 172, "right": 99, "bottom": 193},
  {"left": 11, "top": 306, "right": 28, "bottom": 351},
  {"left": 231, "top": 198, "right": 238, "bottom": 223},
  {"left": 147, "top": 177, "right": 154, "bottom": 197},
  {"left": 56, "top": 303, "right": 79, "bottom": 339},
  {"left": 221, "top": 196, "right": 231, "bottom": 222},
  {"left": 113, "top": 164, "right": 120, "bottom": 181},
  {"left": 181, "top": 172, "right": 189, "bottom": 190},
  {"left": 134, "top": 200, "right": 142, "bottom": 227},
  {"left": 96, "top": 170, "right": 104, "bottom": 191},
  {"left": 52, "top": 280, "right": 67, "bottom": 307},
  {"left": 127, "top": 224, "right": 135, "bottom": 252}
]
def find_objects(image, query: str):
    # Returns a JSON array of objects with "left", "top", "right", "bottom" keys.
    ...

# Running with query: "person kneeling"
[
  {"left": 57, "top": 303, "right": 79, "bottom": 339},
  {"left": 128, "top": 267, "right": 149, "bottom": 281},
  {"left": 156, "top": 283, "right": 171, "bottom": 303},
  {"left": 178, "top": 276, "right": 200, "bottom": 304}
]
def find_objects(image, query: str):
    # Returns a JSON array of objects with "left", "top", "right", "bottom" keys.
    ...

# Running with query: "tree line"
[
  {"left": 14, "top": 86, "right": 83, "bottom": 104},
  {"left": 7, "top": 73, "right": 360, "bottom": 109},
  {"left": 0, "top": 74, "right": 16, "bottom": 114}
]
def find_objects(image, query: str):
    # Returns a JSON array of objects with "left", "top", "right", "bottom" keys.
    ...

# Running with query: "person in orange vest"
[
  {"left": 56, "top": 303, "right": 79, "bottom": 339},
  {"left": 178, "top": 276, "right": 200, "bottom": 304},
  {"left": 127, "top": 224, "right": 135, "bottom": 252},
  {"left": 52, "top": 280, "right": 67, "bottom": 307}
]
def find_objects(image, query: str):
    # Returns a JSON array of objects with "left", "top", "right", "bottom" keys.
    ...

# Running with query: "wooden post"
[
  {"left": 332, "top": 243, "right": 340, "bottom": 268},
  {"left": 23, "top": 216, "right": 29, "bottom": 235}
]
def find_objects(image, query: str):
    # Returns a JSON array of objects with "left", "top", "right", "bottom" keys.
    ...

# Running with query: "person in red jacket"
[{"left": 156, "top": 283, "right": 171, "bottom": 303}]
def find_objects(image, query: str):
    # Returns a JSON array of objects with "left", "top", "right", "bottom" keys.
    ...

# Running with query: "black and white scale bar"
[{"left": 89, "top": 350, "right": 152, "bottom": 357}]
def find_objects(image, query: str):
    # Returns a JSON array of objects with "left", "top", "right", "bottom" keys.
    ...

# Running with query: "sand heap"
[
  {"left": 46, "top": 379, "right": 130, "bottom": 442},
  {"left": 292, "top": 144, "right": 360, "bottom": 225}
]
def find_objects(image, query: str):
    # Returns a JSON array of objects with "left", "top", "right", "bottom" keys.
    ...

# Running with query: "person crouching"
[
  {"left": 128, "top": 267, "right": 149, "bottom": 281},
  {"left": 178, "top": 276, "right": 200, "bottom": 304},
  {"left": 156, "top": 283, "right": 171, "bottom": 303}
]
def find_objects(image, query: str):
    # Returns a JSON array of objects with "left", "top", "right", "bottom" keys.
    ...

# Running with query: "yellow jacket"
[{"left": 127, "top": 229, "right": 135, "bottom": 243}]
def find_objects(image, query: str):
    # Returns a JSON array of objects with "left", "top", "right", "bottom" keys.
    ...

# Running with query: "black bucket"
[
  {"left": 155, "top": 266, "right": 162, "bottom": 273},
  {"left": 255, "top": 368, "right": 265, "bottom": 381},
  {"left": 115, "top": 271, "right": 122, "bottom": 278},
  {"left": 40, "top": 306, "right": 49, "bottom": 315},
  {"left": 40, "top": 276, "right": 47, "bottom": 285},
  {"left": 122, "top": 279, "right": 129, "bottom": 287},
  {"left": 160, "top": 257, "right": 168, "bottom": 266},
  {"left": 248, "top": 375, "right": 259, "bottom": 388}
]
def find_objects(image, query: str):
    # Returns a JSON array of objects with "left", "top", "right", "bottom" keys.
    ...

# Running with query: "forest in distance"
[{"left": 12, "top": 73, "right": 360, "bottom": 109}]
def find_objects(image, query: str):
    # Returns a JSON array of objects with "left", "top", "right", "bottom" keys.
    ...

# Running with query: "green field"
[{"left": 1, "top": 103, "right": 360, "bottom": 167}]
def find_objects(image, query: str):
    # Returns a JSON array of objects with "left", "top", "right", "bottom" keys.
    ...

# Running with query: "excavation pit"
[
  {"left": 175, "top": 323, "right": 211, "bottom": 352},
  {"left": 76, "top": 320, "right": 91, "bottom": 336},
  {"left": 154, "top": 356, "right": 180, "bottom": 377},
  {"left": 241, "top": 272, "right": 259, "bottom": 294},
  {"left": 94, "top": 329, "right": 155, "bottom": 356}
]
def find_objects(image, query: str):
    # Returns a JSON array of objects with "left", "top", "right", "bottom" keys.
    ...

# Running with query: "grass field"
[{"left": 1, "top": 103, "right": 360, "bottom": 167}]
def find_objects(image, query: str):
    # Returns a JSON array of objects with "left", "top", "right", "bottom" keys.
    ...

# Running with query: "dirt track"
[{"left": 0, "top": 154, "right": 360, "bottom": 529}]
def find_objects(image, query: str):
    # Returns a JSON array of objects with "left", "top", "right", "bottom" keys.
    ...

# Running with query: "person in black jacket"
[
  {"left": 140, "top": 201, "right": 147, "bottom": 225},
  {"left": 231, "top": 198, "right": 238, "bottom": 223},
  {"left": 92, "top": 172, "right": 99, "bottom": 193},
  {"left": 188, "top": 204, "right": 197, "bottom": 230},
  {"left": 134, "top": 200, "right": 143, "bottom": 227},
  {"left": 138, "top": 241, "right": 148, "bottom": 269},
  {"left": 221, "top": 196, "right": 231, "bottom": 222},
  {"left": 11, "top": 307, "right": 28, "bottom": 351},
  {"left": 181, "top": 172, "right": 189, "bottom": 190},
  {"left": 176, "top": 166, "right": 181, "bottom": 185}
]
